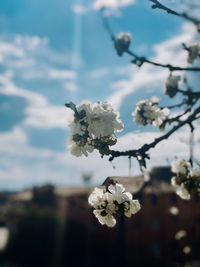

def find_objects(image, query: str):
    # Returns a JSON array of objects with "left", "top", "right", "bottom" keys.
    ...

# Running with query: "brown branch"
[
  {"left": 150, "top": 0, "right": 200, "bottom": 29},
  {"left": 164, "top": 101, "right": 187, "bottom": 110},
  {"left": 109, "top": 105, "right": 200, "bottom": 161},
  {"left": 127, "top": 50, "right": 200, "bottom": 72},
  {"left": 101, "top": 14, "right": 200, "bottom": 72}
]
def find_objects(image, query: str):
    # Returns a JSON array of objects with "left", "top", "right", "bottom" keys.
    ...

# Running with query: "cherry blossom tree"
[{"left": 66, "top": 0, "right": 200, "bottom": 227}]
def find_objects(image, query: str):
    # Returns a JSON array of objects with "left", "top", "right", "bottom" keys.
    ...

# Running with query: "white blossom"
[
  {"left": 172, "top": 179, "right": 191, "bottom": 200},
  {"left": 88, "top": 183, "right": 141, "bottom": 227},
  {"left": 93, "top": 210, "right": 116, "bottom": 227},
  {"left": 183, "top": 246, "right": 191, "bottom": 254},
  {"left": 87, "top": 101, "right": 123, "bottom": 139},
  {"left": 189, "top": 168, "right": 200, "bottom": 178},
  {"left": 67, "top": 100, "right": 123, "bottom": 157},
  {"left": 115, "top": 32, "right": 131, "bottom": 56},
  {"left": 67, "top": 137, "right": 94, "bottom": 157},
  {"left": 175, "top": 184, "right": 191, "bottom": 200},
  {"left": 171, "top": 159, "right": 200, "bottom": 200},
  {"left": 187, "top": 42, "right": 200, "bottom": 64},
  {"left": 108, "top": 183, "right": 130, "bottom": 204},
  {"left": 171, "top": 176, "right": 178, "bottom": 187},
  {"left": 171, "top": 158, "right": 191, "bottom": 175},
  {"left": 124, "top": 200, "right": 141, "bottom": 218},
  {"left": 169, "top": 206, "right": 179, "bottom": 215},
  {"left": 175, "top": 230, "right": 187, "bottom": 240},
  {"left": 68, "top": 120, "right": 86, "bottom": 136},
  {"left": 164, "top": 75, "right": 181, "bottom": 98},
  {"left": 132, "top": 97, "right": 169, "bottom": 130},
  {"left": 171, "top": 159, "right": 191, "bottom": 200},
  {"left": 88, "top": 187, "right": 106, "bottom": 209}
]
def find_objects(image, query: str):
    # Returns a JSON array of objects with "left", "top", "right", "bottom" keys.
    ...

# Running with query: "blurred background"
[{"left": 0, "top": 0, "right": 200, "bottom": 266}]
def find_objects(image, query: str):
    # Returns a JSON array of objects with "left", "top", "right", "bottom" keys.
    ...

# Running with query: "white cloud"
[
  {"left": 0, "top": 34, "right": 81, "bottom": 79},
  {"left": 24, "top": 106, "right": 72, "bottom": 129},
  {"left": 93, "top": 0, "right": 136, "bottom": 10},
  {"left": 0, "top": 123, "right": 198, "bottom": 190},
  {"left": 0, "top": 41, "right": 25, "bottom": 63},
  {"left": 108, "top": 66, "right": 166, "bottom": 109},
  {"left": 14, "top": 35, "right": 49, "bottom": 51},
  {"left": 0, "top": 71, "right": 73, "bottom": 129},
  {"left": 72, "top": 4, "right": 87, "bottom": 14},
  {"left": 153, "top": 23, "right": 196, "bottom": 65},
  {"left": 48, "top": 68, "right": 77, "bottom": 80},
  {"left": 0, "top": 34, "right": 79, "bottom": 129},
  {"left": 64, "top": 81, "right": 78, "bottom": 92},
  {"left": 0, "top": 127, "right": 130, "bottom": 189},
  {"left": 89, "top": 67, "right": 110, "bottom": 79}
]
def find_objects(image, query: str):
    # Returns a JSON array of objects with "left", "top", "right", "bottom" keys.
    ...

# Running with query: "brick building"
[
  {"left": 54, "top": 167, "right": 200, "bottom": 266},
  {"left": 0, "top": 167, "right": 200, "bottom": 266}
]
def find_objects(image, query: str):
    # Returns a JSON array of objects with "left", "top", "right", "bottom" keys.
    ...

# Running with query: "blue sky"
[{"left": 0, "top": 0, "right": 199, "bottom": 190}]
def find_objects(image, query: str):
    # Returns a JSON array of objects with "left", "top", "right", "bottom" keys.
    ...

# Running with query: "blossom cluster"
[
  {"left": 67, "top": 101, "right": 124, "bottom": 157},
  {"left": 164, "top": 74, "right": 181, "bottom": 98},
  {"left": 171, "top": 159, "right": 200, "bottom": 200},
  {"left": 88, "top": 183, "right": 141, "bottom": 227},
  {"left": 132, "top": 97, "right": 170, "bottom": 130},
  {"left": 187, "top": 42, "right": 200, "bottom": 64}
]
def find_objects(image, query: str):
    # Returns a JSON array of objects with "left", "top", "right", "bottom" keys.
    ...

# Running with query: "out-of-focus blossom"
[
  {"left": 183, "top": 246, "right": 191, "bottom": 254},
  {"left": 164, "top": 74, "right": 181, "bottom": 98},
  {"left": 115, "top": 32, "right": 131, "bottom": 56},
  {"left": 171, "top": 158, "right": 200, "bottom": 200},
  {"left": 169, "top": 206, "right": 179, "bottom": 216},
  {"left": 132, "top": 97, "right": 169, "bottom": 130},
  {"left": 171, "top": 158, "right": 191, "bottom": 175},
  {"left": 175, "top": 230, "right": 187, "bottom": 240},
  {"left": 187, "top": 42, "right": 200, "bottom": 64}
]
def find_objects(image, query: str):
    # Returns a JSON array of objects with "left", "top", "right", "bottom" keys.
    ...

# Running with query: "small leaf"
[{"left": 65, "top": 102, "right": 77, "bottom": 112}]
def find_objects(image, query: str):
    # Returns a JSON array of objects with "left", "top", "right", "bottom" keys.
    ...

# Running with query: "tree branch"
[
  {"left": 101, "top": 14, "right": 200, "bottom": 72},
  {"left": 127, "top": 50, "right": 200, "bottom": 72},
  {"left": 109, "top": 106, "right": 200, "bottom": 161},
  {"left": 150, "top": 0, "right": 200, "bottom": 29}
]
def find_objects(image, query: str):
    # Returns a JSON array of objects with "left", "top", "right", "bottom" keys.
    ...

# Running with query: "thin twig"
[
  {"left": 150, "top": 0, "right": 200, "bottom": 29},
  {"left": 164, "top": 101, "right": 187, "bottom": 109},
  {"left": 127, "top": 50, "right": 200, "bottom": 72},
  {"left": 101, "top": 14, "right": 200, "bottom": 72},
  {"left": 109, "top": 106, "right": 200, "bottom": 161}
]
